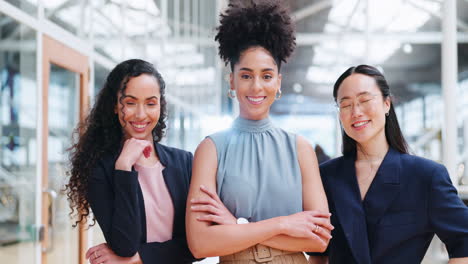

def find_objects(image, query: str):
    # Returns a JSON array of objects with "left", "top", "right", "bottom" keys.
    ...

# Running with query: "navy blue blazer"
[
  {"left": 309, "top": 148, "right": 468, "bottom": 264},
  {"left": 87, "top": 142, "right": 197, "bottom": 264}
]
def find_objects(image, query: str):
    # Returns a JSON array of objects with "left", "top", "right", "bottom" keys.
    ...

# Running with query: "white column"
[{"left": 442, "top": 0, "right": 458, "bottom": 187}]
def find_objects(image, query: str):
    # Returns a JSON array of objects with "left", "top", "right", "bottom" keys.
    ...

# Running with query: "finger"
[
  {"left": 191, "top": 197, "right": 219, "bottom": 208},
  {"left": 308, "top": 231, "right": 328, "bottom": 248},
  {"left": 86, "top": 243, "right": 108, "bottom": 259},
  {"left": 197, "top": 214, "right": 223, "bottom": 224},
  {"left": 132, "top": 138, "right": 153, "bottom": 147},
  {"left": 191, "top": 205, "right": 220, "bottom": 215},
  {"left": 314, "top": 225, "right": 332, "bottom": 240},
  {"left": 308, "top": 211, "right": 332, "bottom": 218},
  {"left": 90, "top": 254, "right": 106, "bottom": 264},
  {"left": 309, "top": 217, "right": 333, "bottom": 230},
  {"left": 311, "top": 217, "right": 334, "bottom": 230}
]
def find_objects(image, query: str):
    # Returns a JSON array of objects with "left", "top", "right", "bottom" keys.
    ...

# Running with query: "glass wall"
[{"left": 0, "top": 14, "right": 37, "bottom": 264}]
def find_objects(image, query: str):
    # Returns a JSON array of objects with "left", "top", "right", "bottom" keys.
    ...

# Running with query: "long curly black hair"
[
  {"left": 66, "top": 59, "right": 167, "bottom": 226},
  {"left": 215, "top": 0, "right": 296, "bottom": 71}
]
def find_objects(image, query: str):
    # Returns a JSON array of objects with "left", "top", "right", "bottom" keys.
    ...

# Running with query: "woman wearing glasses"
[{"left": 308, "top": 65, "right": 468, "bottom": 264}]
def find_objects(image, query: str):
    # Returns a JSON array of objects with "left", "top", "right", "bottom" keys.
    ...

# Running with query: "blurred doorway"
[{"left": 41, "top": 35, "right": 89, "bottom": 264}]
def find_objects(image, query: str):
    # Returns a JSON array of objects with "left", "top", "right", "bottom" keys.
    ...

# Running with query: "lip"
[
  {"left": 129, "top": 121, "right": 150, "bottom": 132},
  {"left": 352, "top": 120, "right": 370, "bottom": 131},
  {"left": 246, "top": 96, "right": 266, "bottom": 105}
]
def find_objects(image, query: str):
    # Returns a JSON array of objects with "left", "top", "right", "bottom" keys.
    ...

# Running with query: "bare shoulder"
[
  {"left": 195, "top": 137, "right": 216, "bottom": 153},
  {"left": 296, "top": 135, "right": 316, "bottom": 159},
  {"left": 192, "top": 138, "right": 218, "bottom": 174}
]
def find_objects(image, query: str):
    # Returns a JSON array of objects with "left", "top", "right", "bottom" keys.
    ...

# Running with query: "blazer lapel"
[
  {"left": 362, "top": 148, "right": 401, "bottom": 239},
  {"left": 155, "top": 143, "right": 187, "bottom": 235},
  {"left": 330, "top": 156, "right": 372, "bottom": 264}
]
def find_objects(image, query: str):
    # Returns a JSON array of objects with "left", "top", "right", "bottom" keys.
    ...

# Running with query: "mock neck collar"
[{"left": 232, "top": 116, "right": 274, "bottom": 133}]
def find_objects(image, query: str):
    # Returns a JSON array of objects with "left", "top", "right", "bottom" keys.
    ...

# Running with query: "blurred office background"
[{"left": 0, "top": 0, "right": 467, "bottom": 263}]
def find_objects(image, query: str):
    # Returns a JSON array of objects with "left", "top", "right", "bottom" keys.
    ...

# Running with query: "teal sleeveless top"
[{"left": 208, "top": 117, "right": 303, "bottom": 222}]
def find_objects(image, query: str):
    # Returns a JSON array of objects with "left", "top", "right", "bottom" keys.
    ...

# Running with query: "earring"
[
  {"left": 227, "top": 89, "right": 236, "bottom": 99},
  {"left": 275, "top": 90, "right": 282, "bottom": 100},
  {"left": 385, "top": 112, "right": 389, "bottom": 117}
]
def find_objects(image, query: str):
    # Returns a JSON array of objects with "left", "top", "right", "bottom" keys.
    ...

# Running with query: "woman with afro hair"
[
  {"left": 66, "top": 59, "right": 197, "bottom": 264},
  {"left": 186, "top": 1, "right": 333, "bottom": 263}
]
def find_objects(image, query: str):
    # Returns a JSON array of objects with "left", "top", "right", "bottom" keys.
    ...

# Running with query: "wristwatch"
[{"left": 237, "top": 217, "right": 249, "bottom": 224}]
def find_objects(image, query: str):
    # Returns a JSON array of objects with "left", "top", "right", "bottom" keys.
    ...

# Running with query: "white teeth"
[
  {"left": 353, "top": 121, "right": 370, "bottom": 127},
  {"left": 132, "top": 124, "right": 147, "bottom": 129},
  {"left": 247, "top": 97, "right": 265, "bottom": 102}
]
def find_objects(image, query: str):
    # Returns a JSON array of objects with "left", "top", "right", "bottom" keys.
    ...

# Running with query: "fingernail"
[{"left": 200, "top": 185, "right": 205, "bottom": 189}]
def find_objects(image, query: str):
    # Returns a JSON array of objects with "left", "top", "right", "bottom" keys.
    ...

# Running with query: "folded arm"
[
  {"left": 260, "top": 136, "right": 332, "bottom": 252},
  {"left": 186, "top": 138, "right": 332, "bottom": 258}
]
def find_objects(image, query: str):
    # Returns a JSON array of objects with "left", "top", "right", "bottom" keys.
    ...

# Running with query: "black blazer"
[
  {"left": 87, "top": 142, "right": 197, "bottom": 263},
  {"left": 310, "top": 148, "right": 468, "bottom": 264}
]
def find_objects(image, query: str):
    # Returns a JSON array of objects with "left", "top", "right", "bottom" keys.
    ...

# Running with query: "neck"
[
  {"left": 239, "top": 111, "right": 269, "bottom": 121},
  {"left": 356, "top": 135, "right": 389, "bottom": 162}
]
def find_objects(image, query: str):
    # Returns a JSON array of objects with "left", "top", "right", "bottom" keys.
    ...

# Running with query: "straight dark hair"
[{"left": 333, "top": 65, "right": 409, "bottom": 156}]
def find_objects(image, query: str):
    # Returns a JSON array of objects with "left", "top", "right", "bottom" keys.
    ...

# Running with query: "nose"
[
  {"left": 351, "top": 102, "right": 364, "bottom": 118},
  {"left": 251, "top": 76, "right": 262, "bottom": 93},
  {"left": 135, "top": 104, "right": 146, "bottom": 119}
]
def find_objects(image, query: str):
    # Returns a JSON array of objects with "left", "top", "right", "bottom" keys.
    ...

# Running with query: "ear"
[{"left": 384, "top": 96, "right": 391, "bottom": 113}]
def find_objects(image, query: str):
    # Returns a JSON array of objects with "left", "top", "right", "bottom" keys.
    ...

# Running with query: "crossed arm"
[{"left": 185, "top": 136, "right": 333, "bottom": 258}]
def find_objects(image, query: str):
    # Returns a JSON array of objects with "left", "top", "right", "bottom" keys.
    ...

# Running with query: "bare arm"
[
  {"left": 186, "top": 138, "right": 287, "bottom": 258},
  {"left": 449, "top": 258, "right": 468, "bottom": 264},
  {"left": 260, "top": 136, "right": 331, "bottom": 252}
]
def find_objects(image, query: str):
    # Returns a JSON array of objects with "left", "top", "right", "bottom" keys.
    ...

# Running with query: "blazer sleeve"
[
  {"left": 429, "top": 164, "right": 468, "bottom": 258},
  {"left": 87, "top": 161, "right": 142, "bottom": 257},
  {"left": 138, "top": 238, "right": 195, "bottom": 263}
]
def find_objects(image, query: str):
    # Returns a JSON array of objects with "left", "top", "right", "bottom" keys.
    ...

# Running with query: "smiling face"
[
  {"left": 230, "top": 46, "right": 282, "bottom": 120},
  {"left": 116, "top": 74, "right": 161, "bottom": 141},
  {"left": 336, "top": 73, "right": 390, "bottom": 146}
]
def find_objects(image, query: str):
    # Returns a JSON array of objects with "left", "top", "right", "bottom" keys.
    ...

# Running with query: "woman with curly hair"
[
  {"left": 186, "top": 1, "right": 333, "bottom": 263},
  {"left": 66, "top": 59, "right": 196, "bottom": 264}
]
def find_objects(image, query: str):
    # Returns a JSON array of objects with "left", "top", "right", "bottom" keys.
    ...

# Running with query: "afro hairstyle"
[{"left": 215, "top": 0, "right": 296, "bottom": 71}]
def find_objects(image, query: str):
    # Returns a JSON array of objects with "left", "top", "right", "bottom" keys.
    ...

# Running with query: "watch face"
[{"left": 237, "top": 217, "right": 249, "bottom": 224}]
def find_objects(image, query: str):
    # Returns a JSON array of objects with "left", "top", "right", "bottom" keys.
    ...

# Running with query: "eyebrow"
[
  {"left": 123, "top": 95, "right": 159, "bottom": 100},
  {"left": 338, "top": 91, "right": 372, "bottom": 102},
  {"left": 239, "top": 67, "right": 275, "bottom": 72}
]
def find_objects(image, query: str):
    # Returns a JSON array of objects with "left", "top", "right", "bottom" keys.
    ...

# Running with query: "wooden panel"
[{"left": 42, "top": 34, "right": 89, "bottom": 264}]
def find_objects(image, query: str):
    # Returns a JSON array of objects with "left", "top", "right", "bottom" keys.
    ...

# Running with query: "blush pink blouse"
[{"left": 134, "top": 161, "right": 174, "bottom": 243}]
